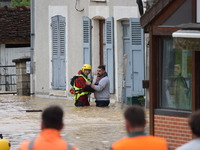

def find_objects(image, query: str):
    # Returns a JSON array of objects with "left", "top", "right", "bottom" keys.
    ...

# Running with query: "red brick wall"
[{"left": 154, "top": 115, "right": 192, "bottom": 150}]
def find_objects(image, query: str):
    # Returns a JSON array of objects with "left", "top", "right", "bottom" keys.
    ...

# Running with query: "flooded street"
[{"left": 0, "top": 95, "right": 127, "bottom": 150}]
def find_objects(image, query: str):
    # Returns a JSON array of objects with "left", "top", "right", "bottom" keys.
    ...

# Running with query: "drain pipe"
[{"left": 30, "top": 0, "right": 35, "bottom": 95}]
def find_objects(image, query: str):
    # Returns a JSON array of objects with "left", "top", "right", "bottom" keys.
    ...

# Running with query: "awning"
[
  {"left": 173, "top": 30, "right": 200, "bottom": 51},
  {"left": 173, "top": 30, "right": 200, "bottom": 38}
]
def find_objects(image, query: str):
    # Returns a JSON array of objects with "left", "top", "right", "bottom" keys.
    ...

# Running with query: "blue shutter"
[
  {"left": 124, "top": 24, "right": 132, "bottom": 98},
  {"left": 51, "top": 15, "right": 66, "bottom": 90},
  {"left": 58, "top": 16, "right": 66, "bottom": 90},
  {"left": 82, "top": 16, "right": 91, "bottom": 65},
  {"left": 51, "top": 16, "right": 59, "bottom": 89},
  {"left": 105, "top": 17, "right": 114, "bottom": 93},
  {"left": 130, "top": 18, "right": 144, "bottom": 96},
  {"left": 59, "top": 16, "right": 66, "bottom": 57}
]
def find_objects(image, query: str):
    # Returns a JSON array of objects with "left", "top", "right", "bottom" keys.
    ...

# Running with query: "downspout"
[{"left": 30, "top": 0, "right": 35, "bottom": 95}]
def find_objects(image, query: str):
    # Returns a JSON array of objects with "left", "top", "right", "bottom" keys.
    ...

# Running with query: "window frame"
[
  {"left": 154, "top": 50, "right": 200, "bottom": 116},
  {"left": 149, "top": 27, "right": 194, "bottom": 119},
  {"left": 157, "top": 36, "right": 193, "bottom": 111},
  {"left": 154, "top": 35, "right": 193, "bottom": 116},
  {"left": 149, "top": 26, "right": 200, "bottom": 135}
]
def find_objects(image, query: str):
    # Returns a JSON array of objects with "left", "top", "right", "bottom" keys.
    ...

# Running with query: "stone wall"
[{"left": 13, "top": 58, "right": 30, "bottom": 95}]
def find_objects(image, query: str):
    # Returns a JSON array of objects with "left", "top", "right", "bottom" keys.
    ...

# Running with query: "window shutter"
[
  {"left": 51, "top": 15, "right": 66, "bottom": 90},
  {"left": 59, "top": 16, "right": 66, "bottom": 57},
  {"left": 105, "top": 17, "right": 115, "bottom": 93},
  {"left": 130, "top": 18, "right": 144, "bottom": 96},
  {"left": 58, "top": 16, "right": 66, "bottom": 89},
  {"left": 82, "top": 16, "right": 91, "bottom": 65},
  {"left": 52, "top": 16, "right": 59, "bottom": 58},
  {"left": 51, "top": 16, "right": 59, "bottom": 88}
]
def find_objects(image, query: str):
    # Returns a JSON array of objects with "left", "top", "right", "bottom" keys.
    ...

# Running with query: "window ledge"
[{"left": 155, "top": 108, "right": 191, "bottom": 117}]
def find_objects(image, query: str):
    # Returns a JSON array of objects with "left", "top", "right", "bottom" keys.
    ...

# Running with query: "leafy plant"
[
  {"left": 137, "top": 96, "right": 145, "bottom": 102},
  {"left": 11, "top": 0, "right": 30, "bottom": 6}
]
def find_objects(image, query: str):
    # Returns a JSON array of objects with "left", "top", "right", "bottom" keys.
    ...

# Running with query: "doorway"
[{"left": 99, "top": 20, "right": 105, "bottom": 65}]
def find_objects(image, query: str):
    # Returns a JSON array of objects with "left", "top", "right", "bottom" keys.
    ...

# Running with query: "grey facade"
[{"left": 33, "top": 0, "right": 145, "bottom": 102}]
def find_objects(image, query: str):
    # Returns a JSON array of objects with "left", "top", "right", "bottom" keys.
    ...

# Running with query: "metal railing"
[{"left": 0, "top": 65, "right": 16, "bottom": 92}]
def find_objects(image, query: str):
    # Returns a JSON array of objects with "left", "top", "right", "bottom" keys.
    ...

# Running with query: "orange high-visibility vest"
[
  {"left": 112, "top": 135, "right": 168, "bottom": 150},
  {"left": 18, "top": 129, "right": 78, "bottom": 150}
]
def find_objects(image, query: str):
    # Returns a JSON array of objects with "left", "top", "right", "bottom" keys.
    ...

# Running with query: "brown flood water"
[{"left": 0, "top": 95, "right": 128, "bottom": 150}]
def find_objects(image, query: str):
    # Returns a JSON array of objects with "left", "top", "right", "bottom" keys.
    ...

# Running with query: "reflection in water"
[{"left": 0, "top": 95, "right": 128, "bottom": 150}]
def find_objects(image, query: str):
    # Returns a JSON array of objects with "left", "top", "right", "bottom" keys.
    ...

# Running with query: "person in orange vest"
[
  {"left": 111, "top": 106, "right": 168, "bottom": 150},
  {"left": 18, "top": 105, "right": 78, "bottom": 150}
]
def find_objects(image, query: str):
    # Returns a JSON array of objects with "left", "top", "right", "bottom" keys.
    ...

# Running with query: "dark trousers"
[
  {"left": 95, "top": 100, "right": 110, "bottom": 107},
  {"left": 75, "top": 95, "right": 90, "bottom": 107}
]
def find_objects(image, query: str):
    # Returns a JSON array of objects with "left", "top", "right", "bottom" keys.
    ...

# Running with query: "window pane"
[{"left": 160, "top": 38, "right": 192, "bottom": 110}]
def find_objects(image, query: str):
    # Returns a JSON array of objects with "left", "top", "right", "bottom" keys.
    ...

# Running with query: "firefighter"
[
  {"left": 71, "top": 64, "right": 94, "bottom": 107},
  {"left": 0, "top": 134, "right": 11, "bottom": 150}
]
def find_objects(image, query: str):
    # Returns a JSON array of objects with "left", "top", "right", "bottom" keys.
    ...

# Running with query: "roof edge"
[
  {"left": 140, "top": 0, "right": 175, "bottom": 28},
  {"left": 0, "top": 6, "right": 30, "bottom": 11}
]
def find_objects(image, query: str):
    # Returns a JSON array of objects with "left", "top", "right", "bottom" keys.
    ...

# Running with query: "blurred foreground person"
[
  {"left": 111, "top": 106, "right": 168, "bottom": 150},
  {"left": 18, "top": 105, "right": 78, "bottom": 150}
]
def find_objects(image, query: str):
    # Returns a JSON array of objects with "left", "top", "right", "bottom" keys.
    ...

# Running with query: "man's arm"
[{"left": 91, "top": 77, "right": 108, "bottom": 92}]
